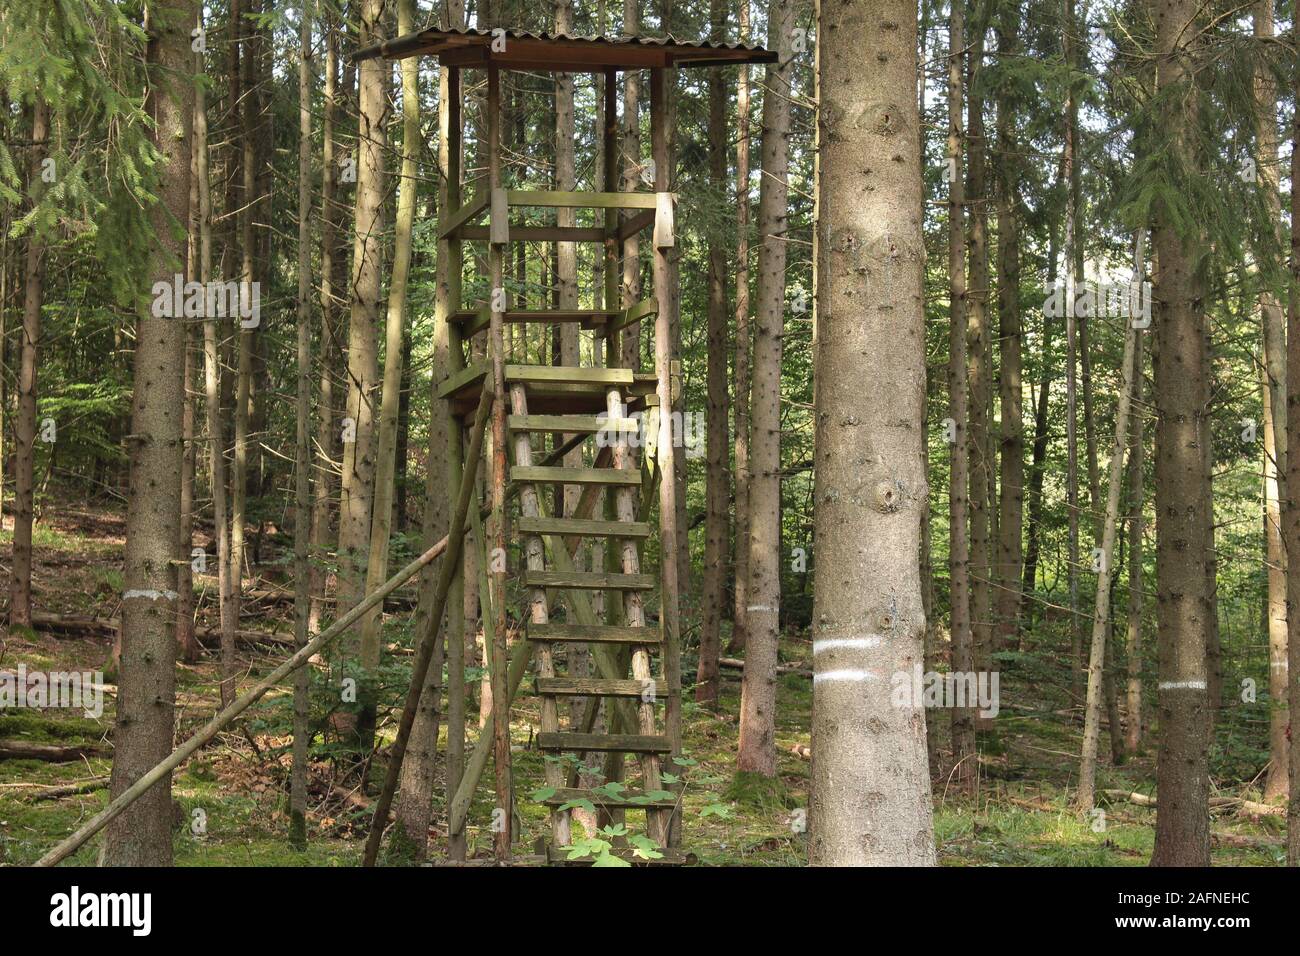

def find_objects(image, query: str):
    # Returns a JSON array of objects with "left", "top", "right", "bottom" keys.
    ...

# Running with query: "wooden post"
[
  {"left": 649, "top": 66, "right": 683, "bottom": 846},
  {"left": 603, "top": 67, "right": 620, "bottom": 354},
  {"left": 486, "top": 62, "right": 512, "bottom": 862},
  {"left": 443, "top": 63, "right": 469, "bottom": 862}
]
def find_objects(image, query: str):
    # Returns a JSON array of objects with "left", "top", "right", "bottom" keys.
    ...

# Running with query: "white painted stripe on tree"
[
  {"left": 813, "top": 669, "right": 881, "bottom": 685},
  {"left": 122, "top": 589, "right": 180, "bottom": 601},
  {"left": 746, "top": 604, "right": 775, "bottom": 613},
  {"left": 813, "top": 637, "right": 882, "bottom": 654},
  {"left": 1157, "top": 680, "right": 1207, "bottom": 690}
]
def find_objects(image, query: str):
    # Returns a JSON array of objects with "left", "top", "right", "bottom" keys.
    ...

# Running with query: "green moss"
[
  {"left": 725, "top": 770, "right": 789, "bottom": 810},
  {"left": 0, "top": 712, "right": 106, "bottom": 742}
]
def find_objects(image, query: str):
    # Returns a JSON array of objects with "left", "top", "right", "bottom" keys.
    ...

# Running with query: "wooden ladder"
[{"left": 506, "top": 364, "right": 681, "bottom": 865}]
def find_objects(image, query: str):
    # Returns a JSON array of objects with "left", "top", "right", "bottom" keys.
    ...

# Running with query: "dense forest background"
[{"left": 1, "top": 0, "right": 1297, "bottom": 867}]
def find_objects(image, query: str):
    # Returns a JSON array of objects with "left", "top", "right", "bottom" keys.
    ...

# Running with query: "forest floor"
[{"left": 0, "top": 502, "right": 1287, "bottom": 866}]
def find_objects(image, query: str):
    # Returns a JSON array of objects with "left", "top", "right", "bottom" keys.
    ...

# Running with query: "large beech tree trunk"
[
  {"left": 809, "top": 0, "right": 935, "bottom": 865},
  {"left": 102, "top": 0, "right": 194, "bottom": 866}
]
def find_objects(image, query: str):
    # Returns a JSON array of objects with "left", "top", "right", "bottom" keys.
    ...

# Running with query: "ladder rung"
[
  {"left": 511, "top": 466, "right": 639, "bottom": 486},
  {"left": 537, "top": 787, "right": 678, "bottom": 809},
  {"left": 546, "top": 845, "right": 693, "bottom": 866},
  {"left": 508, "top": 414, "right": 639, "bottom": 433},
  {"left": 527, "top": 623, "right": 660, "bottom": 644},
  {"left": 516, "top": 517, "right": 650, "bottom": 538},
  {"left": 537, "top": 732, "right": 671, "bottom": 754},
  {"left": 506, "top": 364, "right": 633, "bottom": 387},
  {"left": 535, "top": 677, "right": 669, "bottom": 698},
  {"left": 525, "top": 570, "right": 655, "bottom": 591}
]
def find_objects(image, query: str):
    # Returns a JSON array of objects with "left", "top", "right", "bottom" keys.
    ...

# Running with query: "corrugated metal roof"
[{"left": 353, "top": 26, "right": 776, "bottom": 68}]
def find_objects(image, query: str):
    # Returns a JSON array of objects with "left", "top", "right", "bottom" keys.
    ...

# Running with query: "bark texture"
[{"left": 808, "top": 0, "right": 936, "bottom": 867}]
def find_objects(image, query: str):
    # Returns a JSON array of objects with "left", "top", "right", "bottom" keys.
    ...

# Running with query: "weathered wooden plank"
[
  {"left": 507, "top": 414, "right": 637, "bottom": 433},
  {"left": 511, "top": 466, "right": 640, "bottom": 486},
  {"left": 438, "top": 192, "right": 489, "bottom": 238},
  {"left": 505, "top": 364, "right": 633, "bottom": 386},
  {"left": 459, "top": 225, "right": 608, "bottom": 243},
  {"left": 525, "top": 570, "right": 655, "bottom": 590},
  {"left": 527, "top": 622, "right": 659, "bottom": 644},
  {"left": 610, "top": 208, "right": 656, "bottom": 242},
  {"left": 608, "top": 297, "right": 659, "bottom": 334},
  {"left": 535, "top": 678, "right": 669, "bottom": 698},
  {"left": 453, "top": 309, "right": 617, "bottom": 338},
  {"left": 537, "top": 732, "right": 670, "bottom": 754},
  {"left": 489, "top": 187, "right": 509, "bottom": 244},
  {"left": 536, "top": 786, "right": 678, "bottom": 809},
  {"left": 516, "top": 516, "right": 651, "bottom": 538},
  {"left": 436, "top": 362, "right": 488, "bottom": 399},
  {"left": 653, "top": 191, "right": 675, "bottom": 248}
]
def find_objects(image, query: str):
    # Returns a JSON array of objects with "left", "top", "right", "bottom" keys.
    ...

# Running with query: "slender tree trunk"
[
  {"left": 1125, "top": 335, "right": 1146, "bottom": 756},
  {"left": 737, "top": 0, "right": 793, "bottom": 780},
  {"left": 1255, "top": 0, "right": 1289, "bottom": 803},
  {"left": 9, "top": 96, "right": 46, "bottom": 632},
  {"left": 918, "top": 2, "right": 939, "bottom": 775},
  {"left": 0, "top": 227, "right": 7, "bottom": 529},
  {"left": 1284, "top": 19, "right": 1300, "bottom": 864},
  {"left": 197, "top": 25, "right": 232, "bottom": 717},
  {"left": 358, "top": 0, "right": 418, "bottom": 754},
  {"left": 809, "top": 0, "right": 935, "bottom": 866},
  {"left": 102, "top": 0, "right": 193, "bottom": 866},
  {"left": 947, "top": 0, "right": 976, "bottom": 792},
  {"left": 698, "top": 0, "right": 729, "bottom": 708},
  {"left": 338, "top": 0, "right": 387, "bottom": 755},
  {"left": 1149, "top": 0, "right": 1211, "bottom": 867},
  {"left": 1021, "top": 204, "right": 1061, "bottom": 626},
  {"left": 1260, "top": 351, "right": 1289, "bottom": 801},
  {"left": 177, "top": 117, "right": 199, "bottom": 664},
  {"left": 1063, "top": 0, "right": 1083, "bottom": 705},
  {"left": 289, "top": 0, "right": 315, "bottom": 850},
  {"left": 310, "top": 18, "right": 339, "bottom": 637},
  {"left": 966, "top": 2, "right": 993, "bottom": 682},
  {"left": 227, "top": 0, "right": 261, "bottom": 709},
  {"left": 394, "top": 0, "right": 465, "bottom": 864},
  {"left": 993, "top": 3, "right": 1023, "bottom": 655},
  {"left": 728, "top": 0, "right": 753, "bottom": 657},
  {"left": 1077, "top": 236, "right": 1144, "bottom": 811}
]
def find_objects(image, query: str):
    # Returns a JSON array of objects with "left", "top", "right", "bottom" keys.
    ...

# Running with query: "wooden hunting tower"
[{"left": 355, "top": 26, "right": 775, "bottom": 865}]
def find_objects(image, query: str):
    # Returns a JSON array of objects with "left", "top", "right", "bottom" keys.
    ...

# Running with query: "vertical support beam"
[
  {"left": 650, "top": 66, "right": 683, "bottom": 846},
  {"left": 599, "top": 67, "right": 630, "bottom": 827},
  {"left": 486, "top": 62, "right": 512, "bottom": 862},
  {"left": 603, "top": 67, "right": 621, "bottom": 359},
  {"left": 443, "top": 64, "right": 468, "bottom": 862}
]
